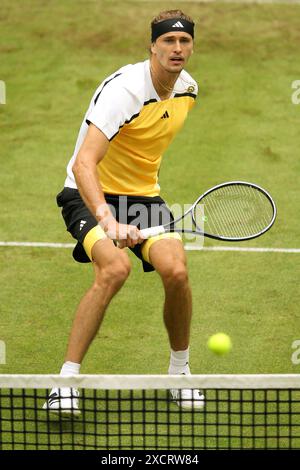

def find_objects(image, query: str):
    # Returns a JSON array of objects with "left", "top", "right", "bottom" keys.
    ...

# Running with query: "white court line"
[
  {"left": 0, "top": 241, "right": 75, "bottom": 248},
  {"left": 0, "top": 241, "right": 299, "bottom": 253},
  {"left": 129, "top": 0, "right": 300, "bottom": 3},
  {"left": 185, "top": 246, "right": 300, "bottom": 253}
]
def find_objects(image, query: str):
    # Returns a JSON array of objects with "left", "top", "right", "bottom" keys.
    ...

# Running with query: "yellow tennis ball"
[{"left": 207, "top": 333, "right": 232, "bottom": 355}]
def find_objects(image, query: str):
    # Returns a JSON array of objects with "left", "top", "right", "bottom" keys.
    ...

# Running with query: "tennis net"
[{"left": 0, "top": 374, "right": 300, "bottom": 450}]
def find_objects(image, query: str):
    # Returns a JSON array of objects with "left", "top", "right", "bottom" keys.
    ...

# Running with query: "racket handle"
[{"left": 140, "top": 225, "right": 166, "bottom": 239}]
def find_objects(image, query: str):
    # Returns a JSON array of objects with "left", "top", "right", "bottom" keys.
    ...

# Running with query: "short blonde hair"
[{"left": 151, "top": 10, "right": 194, "bottom": 27}]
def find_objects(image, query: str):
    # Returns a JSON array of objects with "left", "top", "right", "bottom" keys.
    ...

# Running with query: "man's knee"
[
  {"left": 94, "top": 252, "right": 131, "bottom": 288},
  {"left": 159, "top": 262, "right": 189, "bottom": 287}
]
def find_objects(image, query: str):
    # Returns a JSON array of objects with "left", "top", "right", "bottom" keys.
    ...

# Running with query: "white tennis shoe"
[
  {"left": 42, "top": 387, "right": 81, "bottom": 416},
  {"left": 170, "top": 387, "right": 205, "bottom": 409}
]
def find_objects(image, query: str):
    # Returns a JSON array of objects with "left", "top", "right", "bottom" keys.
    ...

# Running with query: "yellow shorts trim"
[
  {"left": 83, "top": 225, "right": 106, "bottom": 261},
  {"left": 141, "top": 232, "right": 182, "bottom": 264}
]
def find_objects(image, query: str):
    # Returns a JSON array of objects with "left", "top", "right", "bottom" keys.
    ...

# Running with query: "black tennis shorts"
[{"left": 56, "top": 187, "right": 175, "bottom": 272}]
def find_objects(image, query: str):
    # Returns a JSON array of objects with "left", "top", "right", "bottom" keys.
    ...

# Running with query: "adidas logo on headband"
[{"left": 172, "top": 21, "right": 184, "bottom": 28}]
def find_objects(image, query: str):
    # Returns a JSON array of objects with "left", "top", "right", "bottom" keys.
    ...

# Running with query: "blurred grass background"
[{"left": 0, "top": 0, "right": 299, "bottom": 375}]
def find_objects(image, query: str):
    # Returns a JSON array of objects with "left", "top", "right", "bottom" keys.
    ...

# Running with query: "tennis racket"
[{"left": 140, "top": 181, "right": 276, "bottom": 241}]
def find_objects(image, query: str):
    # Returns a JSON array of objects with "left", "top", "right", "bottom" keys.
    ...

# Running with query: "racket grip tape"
[{"left": 140, "top": 225, "right": 166, "bottom": 239}]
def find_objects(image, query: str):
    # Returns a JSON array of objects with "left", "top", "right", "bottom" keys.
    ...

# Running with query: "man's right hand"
[{"left": 103, "top": 219, "right": 145, "bottom": 249}]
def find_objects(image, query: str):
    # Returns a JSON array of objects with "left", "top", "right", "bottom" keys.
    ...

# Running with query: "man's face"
[{"left": 151, "top": 31, "right": 193, "bottom": 73}]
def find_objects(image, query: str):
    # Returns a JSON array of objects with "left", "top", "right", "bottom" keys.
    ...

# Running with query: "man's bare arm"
[
  {"left": 72, "top": 124, "right": 143, "bottom": 247},
  {"left": 72, "top": 124, "right": 111, "bottom": 223}
]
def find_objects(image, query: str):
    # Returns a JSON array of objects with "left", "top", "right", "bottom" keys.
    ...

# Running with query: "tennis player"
[{"left": 44, "top": 9, "right": 204, "bottom": 413}]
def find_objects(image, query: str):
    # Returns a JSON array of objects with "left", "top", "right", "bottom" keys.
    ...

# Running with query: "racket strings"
[{"left": 194, "top": 185, "right": 274, "bottom": 239}]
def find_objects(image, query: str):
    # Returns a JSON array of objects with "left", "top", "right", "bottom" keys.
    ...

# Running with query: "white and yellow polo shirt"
[{"left": 65, "top": 59, "right": 197, "bottom": 196}]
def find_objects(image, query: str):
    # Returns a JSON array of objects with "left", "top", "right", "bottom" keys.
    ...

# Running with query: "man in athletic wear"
[{"left": 44, "top": 9, "right": 204, "bottom": 413}]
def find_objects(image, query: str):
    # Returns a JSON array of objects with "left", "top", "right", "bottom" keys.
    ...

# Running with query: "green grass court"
[{"left": 0, "top": 0, "right": 300, "bottom": 381}]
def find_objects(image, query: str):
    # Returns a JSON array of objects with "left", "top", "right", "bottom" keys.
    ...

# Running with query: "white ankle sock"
[
  {"left": 168, "top": 348, "right": 190, "bottom": 375},
  {"left": 60, "top": 361, "right": 81, "bottom": 377}
]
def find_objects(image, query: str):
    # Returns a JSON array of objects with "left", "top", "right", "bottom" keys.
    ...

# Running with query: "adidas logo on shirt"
[
  {"left": 172, "top": 21, "right": 184, "bottom": 28},
  {"left": 79, "top": 220, "right": 87, "bottom": 231},
  {"left": 161, "top": 111, "right": 170, "bottom": 119}
]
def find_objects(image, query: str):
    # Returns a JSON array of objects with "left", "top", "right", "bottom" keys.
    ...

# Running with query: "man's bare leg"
[
  {"left": 149, "top": 239, "right": 192, "bottom": 353},
  {"left": 65, "top": 238, "right": 131, "bottom": 364}
]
